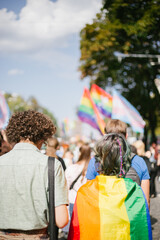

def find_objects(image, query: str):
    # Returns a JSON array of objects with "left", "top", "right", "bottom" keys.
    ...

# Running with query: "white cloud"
[
  {"left": 0, "top": 0, "right": 102, "bottom": 53},
  {"left": 8, "top": 68, "right": 24, "bottom": 75}
]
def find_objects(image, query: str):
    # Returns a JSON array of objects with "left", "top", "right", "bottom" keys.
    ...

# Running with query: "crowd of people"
[{"left": 0, "top": 110, "right": 160, "bottom": 239}]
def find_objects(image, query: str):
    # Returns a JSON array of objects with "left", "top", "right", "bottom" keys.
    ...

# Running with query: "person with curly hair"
[
  {"left": 68, "top": 134, "right": 152, "bottom": 240},
  {"left": 0, "top": 110, "right": 69, "bottom": 239}
]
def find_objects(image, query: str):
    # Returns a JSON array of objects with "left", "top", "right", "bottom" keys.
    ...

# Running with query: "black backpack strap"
[
  {"left": 48, "top": 156, "right": 58, "bottom": 240},
  {"left": 69, "top": 171, "right": 83, "bottom": 190}
]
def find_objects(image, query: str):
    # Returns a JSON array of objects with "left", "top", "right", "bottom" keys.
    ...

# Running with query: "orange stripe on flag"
[{"left": 76, "top": 180, "right": 101, "bottom": 240}]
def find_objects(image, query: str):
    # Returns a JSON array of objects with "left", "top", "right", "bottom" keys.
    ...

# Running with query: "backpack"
[{"left": 125, "top": 154, "right": 141, "bottom": 186}]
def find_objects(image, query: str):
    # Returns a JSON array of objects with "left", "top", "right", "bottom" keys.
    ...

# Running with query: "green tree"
[
  {"left": 4, "top": 93, "right": 58, "bottom": 133},
  {"left": 79, "top": 0, "right": 160, "bottom": 143}
]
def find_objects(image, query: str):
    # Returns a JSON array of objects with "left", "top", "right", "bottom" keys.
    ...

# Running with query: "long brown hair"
[{"left": 77, "top": 143, "right": 91, "bottom": 177}]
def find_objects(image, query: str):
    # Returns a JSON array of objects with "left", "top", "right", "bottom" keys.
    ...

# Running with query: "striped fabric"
[
  {"left": 90, "top": 84, "right": 113, "bottom": 119},
  {"left": 77, "top": 88, "right": 105, "bottom": 135},
  {"left": 112, "top": 90, "right": 145, "bottom": 133},
  {"left": 68, "top": 176, "right": 152, "bottom": 240}
]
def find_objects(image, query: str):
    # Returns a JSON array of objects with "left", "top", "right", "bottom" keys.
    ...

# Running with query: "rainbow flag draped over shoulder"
[
  {"left": 68, "top": 176, "right": 152, "bottom": 240},
  {"left": 90, "top": 84, "right": 113, "bottom": 118},
  {"left": 77, "top": 88, "right": 105, "bottom": 135},
  {"left": 112, "top": 90, "right": 145, "bottom": 133}
]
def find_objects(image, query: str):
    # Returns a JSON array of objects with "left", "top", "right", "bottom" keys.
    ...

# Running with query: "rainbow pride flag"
[
  {"left": 68, "top": 176, "right": 152, "bottom": 240},
  {"left": 90, "top": 84, "right": 113, "bottom": 118},
  {"left": 112, "top": 90, "right": 145, "bottom": 133},
  {"left": 0, "top": 91, "right": 10, "bottom": 129},
  {"left": 61, "top": 118, "right": 69, "bottom": 136},
  {"left": 77, "top": 88, "right": 105, "bottom": 135}
]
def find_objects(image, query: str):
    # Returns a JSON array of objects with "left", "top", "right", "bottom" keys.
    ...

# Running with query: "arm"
[
  {"left": 141, "top": 179, "right": 150, "bottom": 210},
  {"left": 54, "top": 160, "right": 69, "bottom": 227},
  {"left": 131, "top": 155, "right": 150, "bottom": 209},
  {"left": 55, "top": 204, "right": 69, "bottom": 228}
]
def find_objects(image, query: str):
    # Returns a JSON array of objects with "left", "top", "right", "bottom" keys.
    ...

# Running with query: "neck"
[{"left": 20, "top": 139, "right": 43, "bottom": 150}]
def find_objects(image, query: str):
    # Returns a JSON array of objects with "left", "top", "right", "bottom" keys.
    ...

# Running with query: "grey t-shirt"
[{"left": 0, "top": 143, "right": 68, "bottom": 230}]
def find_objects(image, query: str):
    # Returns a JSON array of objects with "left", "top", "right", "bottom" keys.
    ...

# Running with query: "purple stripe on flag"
[{"left": 78, "top": 111, "right": 100, "bottom": 131}]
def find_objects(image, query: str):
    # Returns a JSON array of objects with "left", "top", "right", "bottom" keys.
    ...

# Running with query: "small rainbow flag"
[
  {"left": 77, "top": 88, "right": 105, "bottom": 135},
  {"left": 61, "top": 118, "right": 69, "bottom": 136},
  {"left": 68, "top": 176, "right": 152, "bottom": 240},
  {"left": 90, "top": 84, "right": 113, "bottom": 118}
]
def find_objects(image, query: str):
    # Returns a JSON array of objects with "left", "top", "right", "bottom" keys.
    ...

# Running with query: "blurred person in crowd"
[
  {"left": 132, "top": 140, "right": 151, "bottom": 174},
  {"left": 72, "top": 139, "right": 84, "bottom": 163},
  {"left": 86, "top": 119, "right": 150, "bottom": 208},
  {"left": 62, "top": 144, "right": 91, "bottom": 239},
  {"left": 145, "top": 141, "right": 159, "bottom": 198},
  {"left": 46, "top": 136, "right": 66, "bottom": 171},
  {"left": 157, "top": 144, "right": 160, "bottom": 180},
  {"left": 130, "top": 144, "right": 137, "bottom": 155},
  {"left": 65, "top": 143, "right": 91, "bottom": 216},
  {"left": 0, "top": 110, "right": 68, "bottom": 239},
  {"left": 0, "top": 130, "right": 12, "bottom": 156},
  {"left": 63, "top": 149, "right": 74, "bottom": 168},
  {"left": 68, "top": 133, "right": 152, "bottom": 240}
]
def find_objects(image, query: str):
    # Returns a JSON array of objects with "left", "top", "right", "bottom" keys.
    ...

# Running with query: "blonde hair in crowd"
[{"left": 132, "top": 140, "right": 145, "bottom": 156}]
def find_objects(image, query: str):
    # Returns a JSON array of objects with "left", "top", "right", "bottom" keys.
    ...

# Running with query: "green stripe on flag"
[
  {"left": 79, "top": 105, "right": 94, "bottom": 115},
  {"left": 124, "top": 179, "right": 149, "bottom": 240}
]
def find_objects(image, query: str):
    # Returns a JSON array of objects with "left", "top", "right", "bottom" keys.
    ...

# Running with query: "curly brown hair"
[{"left": 6, "top": 110, "right": 56, "bottom": 144}]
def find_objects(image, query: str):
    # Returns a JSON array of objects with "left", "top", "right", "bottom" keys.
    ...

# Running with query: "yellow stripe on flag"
[
  {"left": 81, "top": 97, "right": 93, "bottom": 108},
  {"left": 98, "top": 176, "right": 131, "bottom": 240}
]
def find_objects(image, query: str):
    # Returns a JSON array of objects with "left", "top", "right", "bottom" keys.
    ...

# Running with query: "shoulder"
[
  {"left": 86, "top": 157, "right": 99, "bottom": 180},
  {"left": 131, "top": 155, "right": 150, "bottom": 180},
  {"left": 87, "top": 157, "right": 96, "bottom": 168},
  {"left": 132, "top": 155, "right": 147, "bottom": 169},
  {"left": 78, "top": 178, "right": 97, "bottom": 195}
]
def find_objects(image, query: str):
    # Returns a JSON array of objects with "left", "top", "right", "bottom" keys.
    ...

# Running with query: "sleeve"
[
  {"left": 55, "top": 160, "right": 69, "bottom": 207},
  {"left": 131, "top": 155, "right": 150, "bottom": 181},
  {"left": 86, "top": 157, "right": 99, "bottom": 180}
]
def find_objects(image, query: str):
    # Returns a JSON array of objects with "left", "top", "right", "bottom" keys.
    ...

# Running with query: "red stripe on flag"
[{"left": 68, "top": 200, "right": 80, "bottom": 240}]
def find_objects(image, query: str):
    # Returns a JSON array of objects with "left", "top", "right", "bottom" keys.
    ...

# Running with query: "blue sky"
[{"left": 0, "top": 0, "right": 102, "bottom": 137}]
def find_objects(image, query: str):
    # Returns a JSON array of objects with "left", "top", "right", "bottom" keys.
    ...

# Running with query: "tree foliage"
[
  {"left": 79, "top": 0, "right": 160, "bottom": 142},
  {"left": 4, "top": 93, "right": 58, "bottom": 130}
]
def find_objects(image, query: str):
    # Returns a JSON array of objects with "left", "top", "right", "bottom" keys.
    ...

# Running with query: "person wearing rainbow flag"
[
  {"left": 86, "top": 119, "right": 150, "bottom": 208},
  {"left": 68, "top": 133, "right": 152, "bottom": 240}
]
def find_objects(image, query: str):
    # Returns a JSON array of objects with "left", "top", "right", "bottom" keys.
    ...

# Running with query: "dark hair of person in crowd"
[
  {"left": 0, "top": 131, "right": 3, "bottom": 155},
  {"left": 6, "top": 110, "right": 56, "bottom": 145},
  {"left": 46, "top": 137, "right": 60, "bottom": 151},
  {"left": 130, "top": 144, "right": 138, "bottom": 155},
  {"left": 77, "top": 143, "right": 91, "bottom": 178},
  {"left": 104, "top": 119, "right": 127, "bottom": 137},
  {"left": 46, "top": 137, "right": 66, "bottom": 171},
  {"left": 0, "top": 131, "right": 12, "bottom": 156},
  {"left": 94, "top": 133, "right": 131, "bottom": 177}
]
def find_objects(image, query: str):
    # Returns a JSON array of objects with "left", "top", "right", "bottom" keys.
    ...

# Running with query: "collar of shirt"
[{"left": 13, "top": 142, "right": 40, "bottom": 152}]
